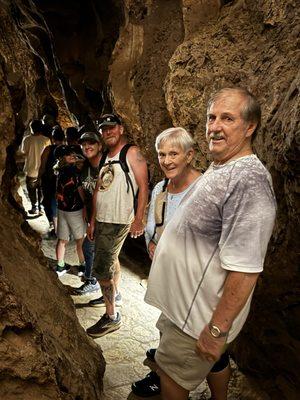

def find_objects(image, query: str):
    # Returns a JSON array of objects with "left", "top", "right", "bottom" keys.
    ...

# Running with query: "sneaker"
[
  {"left": 88, "top": 293, "right": 122, "bottom": 307},
  {"left": 131, "top": 371, "right": 161, "bottom": 397},
  {"left": 86, "top": 312, "right": 121, "bottom": 337},
  {"left": 77, "top": 264, "right": 85, "bottom": 277},
  {"left": 28, "top": 207, "right": 38, "bottom": 215},
  {"left": 146, "top": 348, "right": 156, "bottom": 362},
  {"left": 75, "top": 280, "right": 100, "bottom": 295},
  {"left": 56, "top": 264, "right": 71, "bottom": 277}
]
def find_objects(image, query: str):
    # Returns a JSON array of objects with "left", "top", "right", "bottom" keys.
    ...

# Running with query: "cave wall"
[
  {"left": 0, "top": 1, "right": 105, "bottom": 399},
  {"left": 0, "top": 0, "right": 299, "bottom": 399},
  {"left": 108, "top": 1, "right": 300, "bottom": 398}
]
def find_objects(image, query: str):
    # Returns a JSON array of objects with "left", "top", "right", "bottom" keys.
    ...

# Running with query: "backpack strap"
[
  {"left": 98, "top": 150, "right": 109, "bottom": 171},
  {"left": 119, "top": 143, "right": 134, "bottom": 195},
  {"left": 151, "top": 178, "right": 169, "bottom": 243}
]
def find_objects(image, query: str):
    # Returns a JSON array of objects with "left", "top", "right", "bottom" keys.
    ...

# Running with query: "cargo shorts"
[{"left": 93, "top": 221, "right": 130, "bottom": 280}]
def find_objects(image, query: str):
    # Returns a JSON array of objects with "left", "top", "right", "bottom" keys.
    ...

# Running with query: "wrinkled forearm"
[{"left": 210, "top": 271, "right": 260, "bottom": 332}]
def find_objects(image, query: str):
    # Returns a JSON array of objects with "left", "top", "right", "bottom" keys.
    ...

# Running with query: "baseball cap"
[
  {"left": 97, "top": 113, "right": 122, "bottom": 130},
  {"left": 54, "top": 145, "right": 81, "bottom": 159},
  {"left": 78, "top": 132, "right": 100, "bottom": 144}
]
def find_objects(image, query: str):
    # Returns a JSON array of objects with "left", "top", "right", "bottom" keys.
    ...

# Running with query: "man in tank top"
[{"left": 86, "top": 113, "right": 148, "bottom": 337}]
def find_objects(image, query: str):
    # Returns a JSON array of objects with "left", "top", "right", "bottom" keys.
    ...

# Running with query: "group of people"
[{"left": 20, "top": 87, "right": 276, "bottom": 400}]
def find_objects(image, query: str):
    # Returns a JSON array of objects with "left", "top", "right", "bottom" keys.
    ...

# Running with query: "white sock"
[{"left": 109, "top": 313, "right": 117, "bottom": 320}]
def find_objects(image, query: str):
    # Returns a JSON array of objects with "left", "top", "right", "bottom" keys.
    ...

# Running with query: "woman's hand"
[{"left": 148, "top": 241, "right": 157, "bottom": 260}]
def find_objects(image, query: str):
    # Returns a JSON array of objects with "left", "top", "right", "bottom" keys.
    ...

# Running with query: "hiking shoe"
[
  {"left": 75, "top": 280, "right": 100, "bottom": 295},
  {"left": 131, "top": 371, "right": 161, "bottom": 397},
  {"left": 77, "top": 264, "right": 86, "bottom": 277},
  {"left": 55, "top": 264, "right": 70, "bottom": 277},
  {"left": 28, "top": 206, "right": 38, "bottom": 215},
  {"left": 146, "top": 348, "right": 157, "bottom": 362},
  {"left": 86, "top": 312, "right": 121, "bottom": 337},
  {"left": 88, "top": 293, "right": 122, "bottom": 307}
]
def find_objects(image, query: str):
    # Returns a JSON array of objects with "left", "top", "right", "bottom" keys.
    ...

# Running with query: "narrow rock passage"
[{"left": 20, "top": 182, "right": 255, "bottom": 399}]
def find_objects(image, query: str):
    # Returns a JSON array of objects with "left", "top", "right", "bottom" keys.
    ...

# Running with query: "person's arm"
[
  {"left": 196, "top": 271, "right": 259, "bottom": 362},
  {"left": 127, "top": 146, "right": 149, "bottom": 238},
  {"left": 38, "top": 146, "right": 51, "bottom": 180},
  {"left": 77, "top": 185, "right": 87, "bottom": 221}
]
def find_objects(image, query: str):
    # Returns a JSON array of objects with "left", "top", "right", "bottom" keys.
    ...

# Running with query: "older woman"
[
  {"left": 145, "top": 127, "right": 200, "bottom": 258},
  {"left": 132, "top": 127, "right": 231, "bottom": 400}
]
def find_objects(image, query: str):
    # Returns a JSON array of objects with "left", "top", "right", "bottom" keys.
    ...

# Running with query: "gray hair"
[
  {"left": 207, "top": 87, "right": 261, "bottom": 139},
  {"left": 155, "top": 127, "right": 195, "bottom": 152}
]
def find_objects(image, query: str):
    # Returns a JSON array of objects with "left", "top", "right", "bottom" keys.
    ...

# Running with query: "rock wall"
[
  {"left": 108, "top": 1, "right": 300, "bottom": 398},
  {"left": 0, "top": 0, "right": 299, "bottom": 398},
  {"left": 0, "top": 1, "right": 105, "bottom": 399}
]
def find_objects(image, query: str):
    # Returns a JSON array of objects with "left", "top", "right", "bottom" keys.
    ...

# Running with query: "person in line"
[
  {"left": 38, "top": 125, "right": 65, "bottom": 235},
  {"left": 143, "top": 87, "right": 277, "bottom": 400},
  {"left": 74, "top": 131, "right": 103, "bottom": 293},
  {"left": 86, "top": 113, "right": 148, "bottom": 337},
  {"left": 54, "top": 145, "right": 86, "bottom": 276},
  {"left": 65, "top": 126, "right": 83, "bottom": 156},
  {"left": 20, "top": 119, "right": 51, "bottom": 215},
  {"left": 132, "top": 127, "right": 231, "bottom": 399}
]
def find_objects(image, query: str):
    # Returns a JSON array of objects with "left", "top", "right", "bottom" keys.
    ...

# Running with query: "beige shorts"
[
  {"left": 57, "top": 209, "right": 86, "bottom": 241},
  {"left": 155, "top": 314, "right": 214, "bottom": 391}
]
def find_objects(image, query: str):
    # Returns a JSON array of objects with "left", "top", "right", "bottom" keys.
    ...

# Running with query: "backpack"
[
  {"left": 151, "top": 178, "right": 169, "bottom": 243},
  {"left": 98, "top": 143, "right": 137, "bottom": 210}
]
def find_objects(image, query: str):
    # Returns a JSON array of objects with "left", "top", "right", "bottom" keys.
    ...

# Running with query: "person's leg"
[
  {"left": 113, "top": 259, "right": 121, "bottom": 294},
  {"left": 75, "top": 237, "right": 85, "bottom": 264},
  {"left": 157, "top": 368, "right": 189, "bottom": 400},
  {"left": 26, "top": 176, "right": 38, "bottom": 210},
  {"left": 37, "top": 182, "right": 43, "bottom": 212},
  {"left": 42, "top": 184, "right": 52, "bottom": 222},
  {"left": 82, "top": 236, "right": 95, "bottom": 280},
  {"left": 56, "top": 239, "right": 68, "bottom": 263},
  {"left": 100, "top": 278, "right": 116, "bottom": 317},
  {"left": 56, "top": 210, "right": 70, "bottom": 264},
  {"left": 206, "top": 352, "right": 231, "bottom": 400}
]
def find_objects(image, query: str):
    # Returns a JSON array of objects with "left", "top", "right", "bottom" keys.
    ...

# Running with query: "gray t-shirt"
[{"left": 145, "top": 155, "right": 276, "bottom": 342}]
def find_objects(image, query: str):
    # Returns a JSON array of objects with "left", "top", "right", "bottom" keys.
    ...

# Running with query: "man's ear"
[
  {"left": 245, "top": 122, "right": 257, "bottom": 138},
  {"left": 120, "top": 125, "right": 124, "bottom": 135}
]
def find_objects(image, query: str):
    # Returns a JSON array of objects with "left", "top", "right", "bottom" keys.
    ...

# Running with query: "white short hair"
[{"left": 155, "top": 127, "right": 194, "bottom": 152}]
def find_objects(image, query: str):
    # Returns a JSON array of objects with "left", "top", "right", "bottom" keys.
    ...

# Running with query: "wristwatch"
[{"left": 208, "top": 323, "right": 228, "bottom": 338}]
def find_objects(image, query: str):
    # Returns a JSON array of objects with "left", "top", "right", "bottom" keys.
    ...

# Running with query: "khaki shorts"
[
  {"left": 155, "top": 314, "right": 215, "bottom": 391},
  {"left": 93, "top": 221, "right": 130, "bottom": 280},
  {"left": 57, "top": 209, "right": 86, "bottom": 241}
]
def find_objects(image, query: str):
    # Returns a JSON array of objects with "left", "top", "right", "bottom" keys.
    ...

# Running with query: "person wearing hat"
[
  {"left": 86, "top": 113, "right": 149, "bottom": 337},
  {"left": 73, "top": 132, "right": 103, "bottom": 294},
  {"left": 54, "top": 144, "right": 86, "bottom": 276}
]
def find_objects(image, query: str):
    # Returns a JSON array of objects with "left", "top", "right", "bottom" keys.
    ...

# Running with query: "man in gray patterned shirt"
[{"left": 144, "top": 87, "right": 277, "bottom": 400}]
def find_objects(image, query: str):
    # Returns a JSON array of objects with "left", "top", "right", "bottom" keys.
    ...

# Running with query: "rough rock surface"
[
  {"left": 0, "top": 1, "right": 105, "bottom": 399},
  {"left": 0, "top": 0, "right": 299, "bottom": 399},
  {"left": 108, "top": 1, "right": 300, "bottom": 399}
]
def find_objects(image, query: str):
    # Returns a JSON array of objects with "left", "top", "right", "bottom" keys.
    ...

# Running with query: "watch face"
[{"left": 210, "top": 325, "right": 221, "bottom": 338}]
